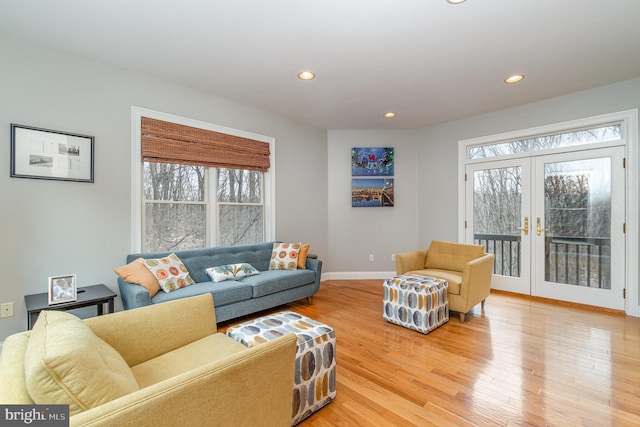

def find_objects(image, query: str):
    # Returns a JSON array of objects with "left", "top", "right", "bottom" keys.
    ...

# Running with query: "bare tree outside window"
[
  {"left": 216, "top": 168, "right": 264, "bottom": 246},
  {"left": 143, "top": 162, "right": 206, "bottom": 252},
  {"left": 543, "top": 159, "right": 611, "bottom": 288},
  {"left": 142, "top": 163, "right": 265, "bottom": 252},
  {"left": 468, "top": 125, "right": 621, "bottom": 160},
  {"left": 473, "top": 166, "right": 522, "bottom": 277}
]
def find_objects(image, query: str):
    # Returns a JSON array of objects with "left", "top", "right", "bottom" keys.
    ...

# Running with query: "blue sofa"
[{"left": 118, "top": 242, "right": 322, "bottom": 323}]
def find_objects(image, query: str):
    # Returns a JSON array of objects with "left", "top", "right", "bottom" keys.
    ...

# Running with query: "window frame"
[
  {"left": 142, "top": 162, "right": 210, "bottom": 252},
  {"left": 466, "top": 123, "right": 623, "bottom": 161},
  {"left": 131, "top": 106, "right": 275, "bottom": 252},
  {"left": 214, "top": 167, "right": 266, "bottom": 246}
]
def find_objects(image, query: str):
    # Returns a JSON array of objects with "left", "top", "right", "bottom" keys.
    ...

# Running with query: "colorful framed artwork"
[
  {"left": 352, "top": 178, "right": 394, "bottom": 207},
  {"left": 351, "top": 147, "right": 394, "bottom": 176}
]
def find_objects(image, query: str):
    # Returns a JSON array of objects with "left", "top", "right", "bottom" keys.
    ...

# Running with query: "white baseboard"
[{"left": 322, "top": 271, "right": 396, "bottom": 281}]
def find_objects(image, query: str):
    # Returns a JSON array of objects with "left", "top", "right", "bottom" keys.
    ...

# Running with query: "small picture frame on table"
[{"left": 48, "top": 274, "right": 77, "bottom": 305}]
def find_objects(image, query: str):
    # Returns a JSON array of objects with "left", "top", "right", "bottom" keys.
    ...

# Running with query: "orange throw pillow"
[
  {"left": 298, "top": 244, "right": 310, "bottom": 269},
  {"left": 114, "top": 258, "right": 161, "bottom": 298}
]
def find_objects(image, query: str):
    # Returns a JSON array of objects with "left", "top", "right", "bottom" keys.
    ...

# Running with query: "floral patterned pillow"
[
  {"left": 204, "top": 263, "right": 260, "bottom": 283},
  {"left": 269, "top": 242, "right": 302, "bottom": 270},
  {"left": 143, "top": 253, "right": 195, "bottom": 293}
]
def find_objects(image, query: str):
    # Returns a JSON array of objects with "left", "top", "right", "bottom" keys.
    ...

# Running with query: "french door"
[{"left": 465, "top": 147, "right": 625, "bottom": 310}]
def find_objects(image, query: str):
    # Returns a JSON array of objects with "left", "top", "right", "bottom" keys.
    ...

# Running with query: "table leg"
[
  {"left": 108, "top": 298, "right": 114, "bottom": 313},
  {"left": 97, "top": 304, "right": 104, "bottom": 316},
  {"left": 28, "top": 312, "right": 41, "bottom": 330}
]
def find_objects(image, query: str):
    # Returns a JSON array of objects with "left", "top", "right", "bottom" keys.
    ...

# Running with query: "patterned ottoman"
[
  {"left": 383, "top": 274, "right": 449, "bottom": 334},
  {"left": 226, "top": 311, "right": 336, "bottom": 425}
]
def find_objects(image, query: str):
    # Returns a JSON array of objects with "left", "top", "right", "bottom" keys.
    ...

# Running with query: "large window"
[
  {"left": 132, "top": 108, "right": 274, "bottom": 253},
  {"left": 143, "top": 164, "right": 264, "bottom": 252}
]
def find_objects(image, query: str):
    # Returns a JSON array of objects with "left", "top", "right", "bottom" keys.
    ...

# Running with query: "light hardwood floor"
[{"left": 220, "top": 279, "right": 640, "bottom": 426}]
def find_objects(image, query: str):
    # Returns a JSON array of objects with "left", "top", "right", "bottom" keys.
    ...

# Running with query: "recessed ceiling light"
[
  {"left": 297, "top": 71, "right": 315, "bottom": 80},
  {"left": 383, "top": 112, "right": 396, "bottom": 118},
  {"left": 447, "top": 0, "right": 467, "bottom": 4},
  {"left": 505, "top": 74, "right": 525, "bottom": 83}
]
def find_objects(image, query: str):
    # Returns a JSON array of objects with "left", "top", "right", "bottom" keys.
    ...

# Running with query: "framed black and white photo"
[
  {"left": 11, "top": 124, "right": 94, "bottom": 182},
  {"left": 48, "top": 274, "right": 78, "bottom": 305}
]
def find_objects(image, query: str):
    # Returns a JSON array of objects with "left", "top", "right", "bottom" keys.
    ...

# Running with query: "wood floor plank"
[{"left": 219, "top": 279, "right": 640, "bottom": 426}]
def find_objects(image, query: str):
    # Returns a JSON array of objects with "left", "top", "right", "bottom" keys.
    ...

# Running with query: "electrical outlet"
[
  {"left": 369, "top": 254, "right": 374, "bottom": 262},
  {"left": 391, "top": 253, "right": 396, "bottom": 262},
  {"left": 0, "top": 302, "right": 14, "bottom": 318}
]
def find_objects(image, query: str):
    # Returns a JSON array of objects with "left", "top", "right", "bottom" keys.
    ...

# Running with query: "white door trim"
[{"left": 458, "top": 109, "right": 638, "bottom": 316}]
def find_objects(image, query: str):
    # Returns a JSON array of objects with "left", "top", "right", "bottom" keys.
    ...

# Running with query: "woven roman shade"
[{"left": 141, "top": 117, "right": 270, "bottom": 172}]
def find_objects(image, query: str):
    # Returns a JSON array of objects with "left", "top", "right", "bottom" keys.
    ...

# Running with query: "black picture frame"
[{"left": 10, "top": 124, "right": 94, "bottom": 183}]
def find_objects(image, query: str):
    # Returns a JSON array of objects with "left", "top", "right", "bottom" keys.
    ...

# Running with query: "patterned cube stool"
[
  {"left": 226, "top": 311, "right": 336, "bottom": 425},
  {"left": 383, "top": 274, "right": 449, "bottom": 334}
]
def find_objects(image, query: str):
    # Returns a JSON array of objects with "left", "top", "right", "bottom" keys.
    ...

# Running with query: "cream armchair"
[
  {"left": 0, "top": 294, "right": 297, "bottom": 426},
  {"left": 396, "top": 240, "right": 494, "bottom": 322}
]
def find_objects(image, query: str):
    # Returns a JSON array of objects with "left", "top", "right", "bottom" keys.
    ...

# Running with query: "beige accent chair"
[
  {"left": 0, "top": 294, "right": 297, "bottom": 426},
  {"left": 396, "top": 240, "right": 495, "bottom": 322}
]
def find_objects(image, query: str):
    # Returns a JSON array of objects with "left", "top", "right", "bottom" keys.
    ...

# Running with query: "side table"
[{"left": 24, "top": 284, "right": 117, "bottom": 330}]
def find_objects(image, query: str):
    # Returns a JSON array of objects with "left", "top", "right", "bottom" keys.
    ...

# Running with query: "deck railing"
[
  {"left": 474, "top": 234, "right": 521, "bottom": 277},
  {"left": 474, "top": 234, "right": 610, "bottom": 289}
]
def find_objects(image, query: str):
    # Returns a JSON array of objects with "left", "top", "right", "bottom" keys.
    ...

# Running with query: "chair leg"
[
  {"left": 459, "top": 312, "right": 465, "bottom": 323},
  {"left": 307, "top": 296, "right": 313, "bottom": 305},
  {"left": 481, "top": 299, "right": 486, "bottom": 309}
]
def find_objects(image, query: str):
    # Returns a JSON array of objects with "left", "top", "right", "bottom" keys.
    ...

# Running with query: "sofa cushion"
[
  {"left": 114, "top": 257, "right": 161, "bottom": 298},
  {"left": 131, "top": 333, "right": 248, "bottom": 389},
  {"left": 408, "top": 269, "right": 463, "bottom": 295},
  {"left": 425, "top": 240, "right": 485, "bottom": 272},
  {"left": 205, "top": 263, "right": 260, "bottom": 283},
  {"left": 269, "top": 242, "right": 302, "bottom": 270},
  {"left": 24, "top": 311, "right": 139, "bottom": 415},
  {"left": 0, "top": 332, "right": 34, "bottom": 404},
  {"left": 151, "top": 280, "right": 253, "bottom": 307},
  {"left": 241, "top": 269, "right": 316, "bottom": 298},
  {"left": 143, "top": 253, "right": 195, "bottom": 293}
]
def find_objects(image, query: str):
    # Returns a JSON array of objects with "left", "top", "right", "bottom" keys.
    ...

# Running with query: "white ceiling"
[{"left": 1, "top": 0, "right": 640, "bottom": 130}]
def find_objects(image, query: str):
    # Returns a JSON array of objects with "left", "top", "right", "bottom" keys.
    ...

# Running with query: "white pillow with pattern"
[
  {"left": 205, "top": 263, "right": 260, "bottom": 283},
  {"left": 143, "top": 253, "right": 195, "bottom": 293},
  {"left": 269, "top": 242, "right": 302, "bottom": 270}
]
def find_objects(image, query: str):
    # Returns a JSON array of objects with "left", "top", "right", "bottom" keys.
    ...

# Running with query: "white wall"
[
  {"left": 327, "top": 130, "right": 420, "bottom": 277},
  {"left": 0, "top": 33, "right": 328, "bottom": 340}
]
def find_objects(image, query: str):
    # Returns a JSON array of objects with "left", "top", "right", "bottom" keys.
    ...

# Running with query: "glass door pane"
[
  {"left": 533, "top": 147, "right": 625, "bottom": 310},
  {"left": 473, "top": 166, "right": 522, "bottom": 277},
  {"left": 466, "top": 159, "right": 531, "bottom": 295},
  {"left": 543, "top": 158, "right": 611, "bottom": 289}
]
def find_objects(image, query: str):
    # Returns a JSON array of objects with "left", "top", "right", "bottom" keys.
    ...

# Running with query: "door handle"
[
  {"left": 536, "top": 217, "right": 549, "bottom": 236},
  {"left": 519, "top": 217, "right": 529, "bottom": 235}
]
